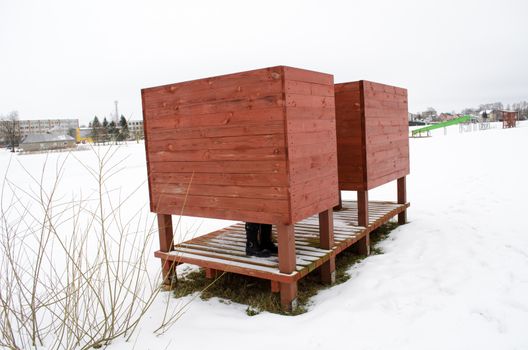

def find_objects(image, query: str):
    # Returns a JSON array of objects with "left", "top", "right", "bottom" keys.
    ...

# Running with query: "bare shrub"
[{"left": 0, "top": 146, "right": 182, "bottom": 349}]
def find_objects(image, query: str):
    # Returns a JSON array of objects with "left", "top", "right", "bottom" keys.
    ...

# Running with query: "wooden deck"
[{"left": 155, "top": 200, "right": 410, "bottom": 285}]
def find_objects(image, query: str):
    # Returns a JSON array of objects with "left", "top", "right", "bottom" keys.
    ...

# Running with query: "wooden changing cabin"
[
  {"left": 142, "top": 66, "right": 339, "bottom": 310},
  {"left": 334, "top": 80, "right": 410, "bottom": 254}
]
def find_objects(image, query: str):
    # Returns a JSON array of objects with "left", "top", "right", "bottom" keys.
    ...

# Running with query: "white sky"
[{"left": 1, "top": 0, "right": 527, "bottom": 124}]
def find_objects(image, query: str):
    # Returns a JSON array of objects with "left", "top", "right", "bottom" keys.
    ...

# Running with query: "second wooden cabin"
[{"left": 334, "top": 80, "right": 409, "bottom": 253}]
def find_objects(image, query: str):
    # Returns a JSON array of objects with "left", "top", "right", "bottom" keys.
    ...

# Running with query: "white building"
[
  {"left": 16, "top": 119, "right": 79, "bottom": 138},
  {"left": 19, "top": 133, "right": 76, "bottom": 152},
  {"left": 128, "top": 120, "right": 144, "bottom": 139}
]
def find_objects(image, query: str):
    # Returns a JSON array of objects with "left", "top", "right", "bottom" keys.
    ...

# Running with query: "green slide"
[{"left": 411, "top": 115, "right": 471, "bottom": 136}]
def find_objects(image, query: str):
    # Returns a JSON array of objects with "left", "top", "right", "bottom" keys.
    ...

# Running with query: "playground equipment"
[
  {"left": 141, "top": 67, "right": 410, "bottom": 311},
  {"left": 411, "top": 115, "right": 470, "bottom": 137}
]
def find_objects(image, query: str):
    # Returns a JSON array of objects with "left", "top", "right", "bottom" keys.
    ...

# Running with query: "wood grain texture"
[
  {"left": 157, "top": 214, "right": 175, "bottom": 285},
  {"left": 143, "top": 66, "right": 337, "bottom": 224},
  {"left": 334, "top": 80, "right": 410, "bottom": 191},
  {"left": 285, "top": 77, "right": 339, "bottom": 221},
  {"left": 364, "top": 81, "right": 410, "bottom": 188}
]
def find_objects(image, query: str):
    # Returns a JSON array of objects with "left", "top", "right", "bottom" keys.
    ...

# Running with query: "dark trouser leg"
[
  {"left": 260, "top": 224, "right": 277, "bottom": 254},
  {"left": 245, "top": 222, "right": 271, "bottom": 257}
]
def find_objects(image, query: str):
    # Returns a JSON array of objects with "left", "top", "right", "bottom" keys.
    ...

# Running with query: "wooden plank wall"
[
  {"left": 142, "top": 67, "right": 290, "bottom": 224},
  {"left": 283, "top": 67, "right": 339, "bottom": 223},
  {"left": 334, "top": 81, "right": 365, "bottom": 190},
  {"left": 142, "top": 66, "right": 339, "bottom": 224},
  {"left": 334, "top": 80, "right": 409, "bottom": 191},
  {"left": 363, "top": 81, "right": 409, "bottom": 189}
]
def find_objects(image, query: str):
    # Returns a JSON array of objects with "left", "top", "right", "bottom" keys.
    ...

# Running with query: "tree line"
[
  {"left": 0, "top": 112, "right": 135, "bottom": 151},
  {"left": 413, "top": 100, "right": 528, "bottom": 121},
  {"left": 462, "top": 101, "right": 528, "bottom": 119},
  {"left": 89, "top": 115, "right": 130, "bottom": 144}
]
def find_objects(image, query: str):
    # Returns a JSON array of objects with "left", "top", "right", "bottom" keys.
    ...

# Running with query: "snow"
[{"left": 1, "top": 121, "right": 527, "bottom": 349}]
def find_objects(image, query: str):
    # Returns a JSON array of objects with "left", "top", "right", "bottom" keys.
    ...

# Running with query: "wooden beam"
[
  {"left": 277, "top": 224, "right": 296, "bottom": 273},
  {"left": 158, "top": 214, "right": 174, "bottom": 252},
  {"left": 357, "top": 190, "right": 369, "bottom": 227},
  {"left": 155, "top": 250, "right": 298, "bottom": 284},
  {"left": 280, "top": 282, "right": 298, "bottom": 312},
  {"left": 319, "top": 209, "right": 334, "bottom": 250},
  {"left": 157, "top": 214, "right": 176, "bottom": 286},
  {"left": 397, "top": 176, "right": 407, "bottom": 225},
  {"left": 320, "top": 257, "right": 335, "bottom": 285},
  {"left": 205, "top": 268, "right": 219, "bottom": 279},
  {"left": 319, "top": 209, "right": 335, "bottom": 284},
  {"left": 333, "top": 190, "right": 343, "bottom": 211},
  {"left": 277, "top": 224, "right": 298, "bottom": 311},
  {"left": 352, "top": 233, "right": 370, "bottom": 256},
  {"left": 355, "top": 191, "right": 370, "bottom": 255}
]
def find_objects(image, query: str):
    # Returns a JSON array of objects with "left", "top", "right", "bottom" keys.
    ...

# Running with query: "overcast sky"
[{"left": 1, "top": 0, "right": 527, "bottom": 124}]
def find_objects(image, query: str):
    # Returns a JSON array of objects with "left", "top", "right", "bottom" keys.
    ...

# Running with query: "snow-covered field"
[{"left": 1, "top": 121, "right": 527, "bottom": 349}]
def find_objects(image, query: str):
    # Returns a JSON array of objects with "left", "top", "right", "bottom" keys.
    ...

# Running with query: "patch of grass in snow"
[
  {"left": 174, "top": 270, "right": 286, "bottom": 314},
  {"left": 370, "top": 220, "right": 399, "bottom": 255},
  {"left": 334, "top": 249, "right": 365, "bottom": 284},
  {"left": 173, "top": 222, "right": 398, "bottom": 315}
]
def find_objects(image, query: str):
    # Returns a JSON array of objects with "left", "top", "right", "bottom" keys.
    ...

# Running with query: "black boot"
[
  {"left": 260, "top": 224, "right": 278, "bottom": 255},
  {"left": 245, "top": 223, "right": 271, "bottom": 257}
]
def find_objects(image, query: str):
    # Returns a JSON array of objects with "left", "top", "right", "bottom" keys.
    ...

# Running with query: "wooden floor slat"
[
  {"left": 156, "top": 200, "right": 410, "bottom": 283},
  {"left": 204, "top": 237, "right": 330, "bottom": 256}
]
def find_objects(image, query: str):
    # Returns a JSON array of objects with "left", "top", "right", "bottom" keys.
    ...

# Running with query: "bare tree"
[
  {"left": 0, "top": 147, "right": 191, "bottom": 349},
  {"left": 479, "top": 102, "right": 503, "bottom": 112},
  {"left": 421, "top": 107, "right": 438, "bottom": 121},
  {"left": 0, "top": 111, "right": 21, "bottom": 152}
]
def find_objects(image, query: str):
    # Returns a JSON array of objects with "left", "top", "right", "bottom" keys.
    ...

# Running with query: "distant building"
[
  {"left": 128, "top": 120, "right": 144, "bottom": 140},
  {"left": 16, "top": 119, "right": 79, "bottom": 138},
  {"left": 499, "top": 110, "right": 518, "bottom": 128},
  {"left": 20, "top": 133, "right": 76, "bottom": 152},
  {"left": 479, "top": 110, "right": 505, "bottom": 122},
  {"left": 76, "top": 128, "right": 93, "bottom": 143},
  {"left": 408, "top": 113, "right": 419, "bottom": 121},
  {"left": 438, "top": 113, "right": 455, "bottom": 121}
]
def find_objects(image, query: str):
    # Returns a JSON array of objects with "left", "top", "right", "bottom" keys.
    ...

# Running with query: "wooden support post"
[
  {"left": 319, "top": 209, "right": 335, "bottom": 284},
  {"left": 277, "top": 224, "right": 298, "bottom": 312},
  {"left": 397, "top": 176, "right": 407, "bottom": 225},
  {"left": 205, "top": 268, "right": 218, "bottom": 279},
  {"left": 357, "top": 190, "right": 369, "bottom": 227},
  {"left": 157, "top": 214, "right": 176, "bottom": 287},
  {"left": 333, "top": 190, "right": 343, "bottom": 211},
  {"left": 354, "top": 190, "right": 370, "bottom": 256},
  {"left": 158, "top": 214, "right": 174, "bottom": 252},
  {"left": 271, "top": 280, "right": 280, "bottom": 293}
]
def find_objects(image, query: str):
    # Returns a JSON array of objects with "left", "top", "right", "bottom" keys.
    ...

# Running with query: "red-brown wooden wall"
[
  {"left": 142, "top": 66, "right": 339, "bottom": 225},
  {"left": 335, "top": 80, "right": 409, "bottom": 191}
]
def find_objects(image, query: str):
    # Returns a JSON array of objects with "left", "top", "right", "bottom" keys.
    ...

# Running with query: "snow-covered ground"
[{"left": 1, "top": 121, "right": 527, "bottom": 349}]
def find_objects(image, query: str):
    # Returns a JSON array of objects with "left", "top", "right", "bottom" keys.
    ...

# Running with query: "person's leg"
[
  {"left": 245, "top": 222, "right": 271, "bottom": 257},
  {"left": 260, "top": 223, "right": 278, "bottom": 254}
]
